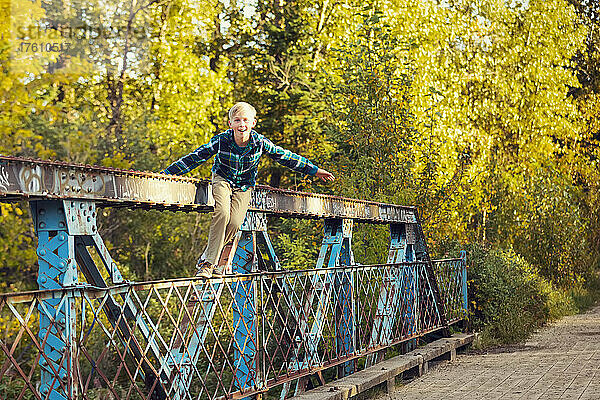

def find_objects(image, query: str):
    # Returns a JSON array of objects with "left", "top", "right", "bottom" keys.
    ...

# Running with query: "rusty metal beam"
[{"left": 0, "top": 156, "right": 416, "bottom": 223}]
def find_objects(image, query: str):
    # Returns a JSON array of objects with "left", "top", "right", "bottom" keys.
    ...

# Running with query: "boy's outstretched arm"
[
  {"left": 161, "top": 135, "right": 220, "bottom": 175},
  {"left": 263, "top": 138, "right": 335, "bottom": 182}
]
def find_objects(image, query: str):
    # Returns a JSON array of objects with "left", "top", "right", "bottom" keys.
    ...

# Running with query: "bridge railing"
[
  {"left": 432, "top": 254, "right": 469, "bottom": 324},
  {"left": 0, "top": 156, "right": 468, "bottom": 400},
  {"left": 0, "top": 259, "right": 465, "bottom": 400}
]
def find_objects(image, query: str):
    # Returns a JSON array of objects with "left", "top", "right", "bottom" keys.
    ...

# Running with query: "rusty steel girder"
[{"left": 0, "top": 156, "right": 417, "bottom": 223}]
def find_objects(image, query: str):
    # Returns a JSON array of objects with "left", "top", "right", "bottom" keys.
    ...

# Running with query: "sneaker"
[
  {"left": 195, "top": 261, "right": 213, "bottom": 279},
  {"left": 212, "top": 265, "right": 225, "bottom": 278}
]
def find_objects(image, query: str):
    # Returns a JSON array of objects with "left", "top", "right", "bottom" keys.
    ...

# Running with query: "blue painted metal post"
[
  {"left": 335, "top": 219, "right": 355, "bottom": 378},
  {"left": 460, "top": 250, "right": 468, "bottom": 317},
  {"left": 279, "top": 218, "right": 355, "bottom": 397},
  {"left": 231, "top": 212, "right": 264, "bottom": 395},
  {"left": 31, "top": 200, "right": 78, "bottom": 400},
  {"left": 403, "top": 224, "right": 418, "bottom": 349},
  {"left": 366, "top": 223, "right": 419, "bottom": 365},
  {"left": 168, "top": 213, "right": 264, "bottom": 400},
  {"left": 366, "top": 223, "right": 406, "bottom": 367}
]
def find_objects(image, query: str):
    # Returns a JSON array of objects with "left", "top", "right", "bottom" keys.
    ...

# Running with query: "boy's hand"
[{"left": 315, "top": 168, "right": 335, "bottom": 182}]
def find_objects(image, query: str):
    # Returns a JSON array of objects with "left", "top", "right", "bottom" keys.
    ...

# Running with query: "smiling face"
[{"left": 228, "top": 108, "right": 256, "bottom": 138}]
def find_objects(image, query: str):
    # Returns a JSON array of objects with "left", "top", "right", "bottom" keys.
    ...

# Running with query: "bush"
[{"left": 466, "top": 243, "right": 576, "bottom": 345}]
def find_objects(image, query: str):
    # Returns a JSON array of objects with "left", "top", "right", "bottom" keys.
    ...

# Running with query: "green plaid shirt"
[{"left": 162, "top": 129, "right": 319, "bottom": 190}]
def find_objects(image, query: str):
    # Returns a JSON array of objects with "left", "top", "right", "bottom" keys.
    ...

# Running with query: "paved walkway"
[{"left": 381, "top": 305, "right": 600, "bottom": 400}]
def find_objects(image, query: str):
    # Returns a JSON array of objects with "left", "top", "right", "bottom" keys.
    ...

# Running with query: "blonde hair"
[{"left": 228, "top": 102, "right": 257, "bottom": 120}]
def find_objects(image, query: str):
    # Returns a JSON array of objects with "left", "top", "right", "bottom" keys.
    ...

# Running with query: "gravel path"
[{"left": 380, "top": 305, "right": 600, "bottom": 400}]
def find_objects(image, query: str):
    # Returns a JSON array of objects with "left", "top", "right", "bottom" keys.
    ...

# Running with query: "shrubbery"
[
  {"left": 434, "top": 238, "right": 597, "bottom": 345},
  {"left": 462, "top": 243, "right": 579, "bottom": 345}
]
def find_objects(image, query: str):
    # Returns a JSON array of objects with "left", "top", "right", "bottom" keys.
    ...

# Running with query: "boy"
[{"left": 162, "top": 102, "right": 335, "bottom": 278}]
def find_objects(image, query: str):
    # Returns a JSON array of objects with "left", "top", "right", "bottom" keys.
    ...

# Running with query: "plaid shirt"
[{"left": 162, "top": 129, "right": 319, "bottom": 190}]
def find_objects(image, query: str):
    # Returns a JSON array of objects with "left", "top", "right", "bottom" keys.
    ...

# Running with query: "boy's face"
[{"left": 228, "top": 110, "right": 256, "bottom": 136}]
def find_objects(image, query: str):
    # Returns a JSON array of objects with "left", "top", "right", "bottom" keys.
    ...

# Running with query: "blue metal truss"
[
  {"left": 25, "top": 197, "right": 461, "bottom": 400},
  {"left": 278, "top": 218, "right": 355, "bottom": 398},
  {"left": 32, "top": 200, "right": 77, "bottom": 400},
  {"left": 163, "top": 212, "right": 264, "bottom": 399},
  {"left": 460, "top": 250, "right": 468, "bottom": 313},
  {"left": 365, "top": 223, "right": 417, "bottom": 367},
  {"left": 32, "top": 200, "right": 171, "bottom": 399}
]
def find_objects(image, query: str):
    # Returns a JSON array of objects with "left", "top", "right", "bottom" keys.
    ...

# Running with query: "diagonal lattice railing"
[
  {"left": 0, "top": 259, "right": 465, "bottom": 400},
  {"left": 432, "top": 253, "right": 468, "bottom": 324}
]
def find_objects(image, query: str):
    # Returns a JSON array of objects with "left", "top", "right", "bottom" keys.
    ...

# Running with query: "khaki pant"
[{"left": 203, "top": 174, "right": 253, "bottom": 266}]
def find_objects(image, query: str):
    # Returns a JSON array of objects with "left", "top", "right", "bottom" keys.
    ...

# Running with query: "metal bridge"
[{"left": 0, "top": 156, "right": 467, "bottom": 400}]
